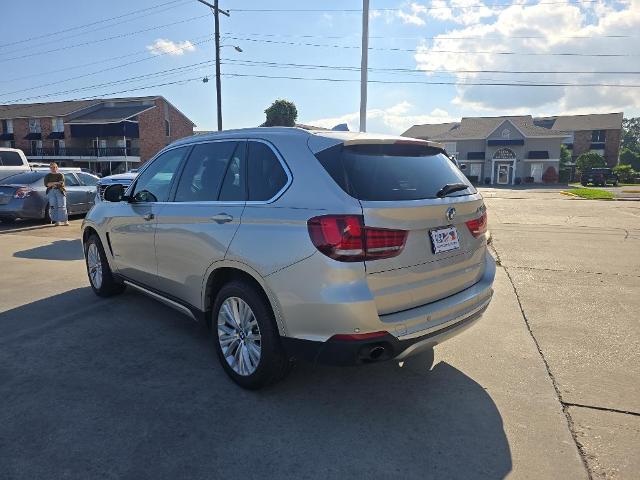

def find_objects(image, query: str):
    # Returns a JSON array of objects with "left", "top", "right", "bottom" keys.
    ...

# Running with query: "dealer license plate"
[{"left": 430, "top": 226, "right": 460, "bottom": 254}]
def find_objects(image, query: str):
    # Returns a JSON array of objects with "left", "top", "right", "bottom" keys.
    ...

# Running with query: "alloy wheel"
[
  {"left": 217, "top": 297, "right": 262, "bottom": 376},
  {"left": 87, "top": 243, "right": 103, "bottom": 289}
]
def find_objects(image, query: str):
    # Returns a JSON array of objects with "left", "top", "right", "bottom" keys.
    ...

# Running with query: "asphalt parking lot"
[{"left": 1, "top": 191, "right": 638, "bottom": 479}]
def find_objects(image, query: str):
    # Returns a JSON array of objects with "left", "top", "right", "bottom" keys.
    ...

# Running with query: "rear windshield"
[
  {"left": 0, "top": 151, "right": 24, "bottom": 167},
  {"left": 0, "top": 171, "right": 44, "bottom": 184},
  {"left": 314, "top": 143, "right": 475, "bottom": 201}
]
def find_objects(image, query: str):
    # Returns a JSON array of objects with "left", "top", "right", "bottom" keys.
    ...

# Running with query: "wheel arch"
[{"left": 202, "top": 261, "right": 287, "bottom": 336}]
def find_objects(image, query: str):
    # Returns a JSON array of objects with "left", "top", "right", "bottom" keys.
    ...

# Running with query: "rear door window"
[
  {"left": 77, "top": 173, "right": 98, "bottom": 186},
  {"left": 314, "top": 143, "right": 475, "bottom": 201},
  {"left": 246, "top": 141, "right": 288, "bottom": 201}
]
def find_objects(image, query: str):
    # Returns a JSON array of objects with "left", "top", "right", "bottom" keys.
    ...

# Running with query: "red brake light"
[
  {"left": 330, "top": 331, "right": 389, "bottom": 341},
  {"left": 307, "top": 215, "right": 408, "bottom": 262},
  {"left": 465, "top": 211, "right": 488, "bottom": 238},
  {"left": 13, "top": 186, "right": 32, "bottom": 199}
]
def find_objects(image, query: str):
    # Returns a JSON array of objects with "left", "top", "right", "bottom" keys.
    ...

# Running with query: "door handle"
[
  {"left": 143, "top": 213, "right": 155, "bottom": 221},
  {"left": 211, "top": 213, "right": 233, "bottom": 224}
]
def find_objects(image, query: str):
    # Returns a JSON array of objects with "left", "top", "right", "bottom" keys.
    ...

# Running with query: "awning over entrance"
[
  {"left": 24, "top": 132, "right": 42, "bottom": 140},
  {"left": 69, "top": 121, "right": 139, "bottom": 138},
  {"left": 47, "top": 131, "right": 65, "bottom": 139},
  {"left": 527, "top": 150, "right": 549, "bottom": 159},
  {"left": 467, "top": 151, "right": 485, "bottom": 160},
  {"left": 0, "top": 133, "right": 14, "bottom": 141}
]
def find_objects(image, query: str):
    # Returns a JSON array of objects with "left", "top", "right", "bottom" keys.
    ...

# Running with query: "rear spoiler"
[{"left": 342, "top": 138, "right": 445, "bottom": 150}]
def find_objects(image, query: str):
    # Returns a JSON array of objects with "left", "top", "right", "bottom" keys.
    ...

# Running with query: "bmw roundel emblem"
[{"left": 446, "top": 207, "right": 456, "bottom": 221}]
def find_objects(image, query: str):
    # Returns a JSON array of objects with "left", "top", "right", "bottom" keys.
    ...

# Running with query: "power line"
[
  {"left": 0, "top": 14, "right": 211, "bottom": 63},
  {"left": 0, "top": 0, "right": 188, "bottom": 49},
  {"left": 221, "top": 72, "right": 640, "bottom": 88},
  {"left": 0, "top": 36, "right": 215, "bottom": 96},
  {"left": 223, "top": 31, "right": 637, "bottom": 40},
  {"left": 221, "top": 58, "right": 640, "bottom": 75},
  {"left": 228, "top": 1, "right": 599, "bottom": 12},
  {"left": 0, "top": 1, "right": 194, "bottom": 56},
  {"left": 223, "top": 36, "right": 638, "bottom": 57}
]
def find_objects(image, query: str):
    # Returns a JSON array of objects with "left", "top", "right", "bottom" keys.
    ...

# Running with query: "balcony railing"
[{"left": 29, "top": 147, "right": 140, "bottom": 157}]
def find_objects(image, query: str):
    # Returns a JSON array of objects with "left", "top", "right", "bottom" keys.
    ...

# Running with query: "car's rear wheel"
[
  {"left": 84, "top": 234, "right": 125, "bottom": 297},
  {"left": 212, "top": 281, "right": 290, "bottom": 389}
]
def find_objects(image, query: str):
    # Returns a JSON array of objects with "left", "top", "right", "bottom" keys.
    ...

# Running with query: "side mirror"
[
  {"left": 103, "top": 184, "right": 126, "bottom": 202},
  {"left": 460, "top": 164, "right": 467, "bottom": 171}
]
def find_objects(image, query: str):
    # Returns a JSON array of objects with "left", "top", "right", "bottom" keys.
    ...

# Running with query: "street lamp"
[{"left": 221, "top": 45, "right": 243, "bottom": 52}]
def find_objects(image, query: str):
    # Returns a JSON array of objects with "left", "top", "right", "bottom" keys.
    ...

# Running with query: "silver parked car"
[
  {"left": 96, "top": 172, "right": 137, "bottom": 201},
  {"left": 0, "top": 170, "right": 99, "bottom": 223},
  {"left": 82, "top": 128, "right": 495, "bottom": 389}
]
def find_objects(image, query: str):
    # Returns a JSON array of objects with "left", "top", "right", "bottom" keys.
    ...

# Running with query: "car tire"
[
  {"left": 84, "top": 233, "right": 125, "bottom": 297},
  {"left": 212, "top": 281, "right": 291, "bottom": 390}
]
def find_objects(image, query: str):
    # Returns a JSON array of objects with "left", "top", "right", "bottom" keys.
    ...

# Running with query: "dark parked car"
[
  {"left": 581, "top": 168, "right": 618, "bottom": 187},
  {"left": 0, "top": 170, "right": 99, "bottom": 223}
]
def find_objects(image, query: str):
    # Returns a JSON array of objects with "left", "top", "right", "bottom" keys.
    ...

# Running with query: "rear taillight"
[
  {"left": 307, "top": 215, "right": 408, "bottom": 262},
  {"left": 465, "top": 211, "right": 488, "bottom": 238},
  {"left": 13, "top": 187, "right": 32, "bottom": 199}
]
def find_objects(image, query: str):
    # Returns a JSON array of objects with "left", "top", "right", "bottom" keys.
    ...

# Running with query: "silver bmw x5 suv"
[{"left": 82, "top": 127, "right": 495, "bottom": 389}]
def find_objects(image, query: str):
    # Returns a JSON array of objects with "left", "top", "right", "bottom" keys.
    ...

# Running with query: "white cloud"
[
  {"left": 427, "top": 0, "right": 497, "bottom": 26},
  {"left": 397, "top": 3, "right": 429, "bottom": 25},
  {"left": 414, "top": 0, "right": 640, "bottom": 116},
  {"left": 307, "top": 102, "right": 456, "bottom": 134},
  {"left": 146, "top": 38, "right": 196, "bottom": 56}
]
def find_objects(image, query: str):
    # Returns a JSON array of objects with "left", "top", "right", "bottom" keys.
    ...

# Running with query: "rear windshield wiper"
[{"left": 436, "top": 183, "right": 469, "bottom": 198}]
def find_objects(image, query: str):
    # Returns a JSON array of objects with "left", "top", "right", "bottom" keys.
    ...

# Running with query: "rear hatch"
[{"left": 313, "top": 138, "right": 487, "bottom": 315}]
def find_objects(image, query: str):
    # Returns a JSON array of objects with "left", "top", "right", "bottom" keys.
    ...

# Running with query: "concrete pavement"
[{"left": 0, "top": 189, "right": 638, "bottom": 478}]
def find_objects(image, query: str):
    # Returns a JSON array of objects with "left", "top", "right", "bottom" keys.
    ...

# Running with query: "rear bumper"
[
  {"left": 282, "top": 302, "right": 488, "bottom": 365},
  {"left": 280, "top": 254, "right": 495, "bottom": 365},
  {"left": 0, "top": 200, "right": 44, "bottom": 219}
]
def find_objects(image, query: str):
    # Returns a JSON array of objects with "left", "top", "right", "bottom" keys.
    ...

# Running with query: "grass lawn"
[{"left": 564, "top": 188, "right": 614, "bottom": 200}]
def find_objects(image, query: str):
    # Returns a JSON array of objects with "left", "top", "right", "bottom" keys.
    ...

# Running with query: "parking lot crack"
[
  {"left": 564, "top": 402, "right": 640, "bottom": 417},
  {"left": 491, "top": 242, "right": 594, "bottom": 479}
]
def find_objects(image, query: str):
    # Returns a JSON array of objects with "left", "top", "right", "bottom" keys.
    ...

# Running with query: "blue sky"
[{"left": 1, "top": 0, "right": 638, "bottom": 133}]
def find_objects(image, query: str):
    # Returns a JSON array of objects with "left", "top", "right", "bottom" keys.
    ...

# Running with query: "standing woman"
[{"left": 43, "top": 162, "right": 69, "bottom": 226}]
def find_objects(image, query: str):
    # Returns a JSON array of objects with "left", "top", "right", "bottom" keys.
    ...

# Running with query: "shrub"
[
  {"left": 613, "top": 164, "right": 637, "bottom": 183},
  {"left": 576, "top": 152, "right": 606, "bottom": 173},
  {"left": 542, "top": 166, "right": 558, "bottom": 183},
  {"left": 619, "top": 148, "right": 640, "bottom": 170}
]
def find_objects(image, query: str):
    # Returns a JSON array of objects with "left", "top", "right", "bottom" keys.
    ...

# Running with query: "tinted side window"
[
  {"left": 0, "top": 151, "right": 24, "bottom": 166},
  {"left": 174, "top": 142, "right": 237, "bottom": 202},
  {"left": 63, "top": 173, "right": 80, "bottom": 186},
  {"left": 77, "top": 173, "right": 98, "bottom": 186},
  {"left": 247, "top": 141, "right": 287, "bottom": 201},
  {"left": 132, "top": 147, "right": 188, "bottom": 202},
  {"left": 219, "top": 144, "right": 246, "bottom": 201}
]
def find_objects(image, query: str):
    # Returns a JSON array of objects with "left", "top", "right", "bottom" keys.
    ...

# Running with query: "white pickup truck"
[{"left": 0, "top": 148, "right": 31, "bottom": 182}]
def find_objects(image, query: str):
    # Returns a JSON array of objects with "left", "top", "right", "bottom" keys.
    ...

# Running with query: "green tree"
[
  {"left": 613, "top": 164, "right": 637, "bottom": 183},
  {"left": 622, "top": 117, "right": 640, "bottom": 152},
  {"left": 619, "top": 148, "right": 640, "bottom": 170},
  {"left": 262, "top": 99, "right": 298, "bottom": 127},
  {"left": 558, "top": 144, "right": 572, "bottom": 182},
  {"left": 576, "top": 152, "right": 606, "bottom": 173}
]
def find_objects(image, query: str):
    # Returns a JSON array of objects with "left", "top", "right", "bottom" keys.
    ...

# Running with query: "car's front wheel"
[
  {"left": 212, "top": 281, "right": 290, "bottom": 389},
  {"left": 84, "top": 234, "right": 125, "bottom": 297}
]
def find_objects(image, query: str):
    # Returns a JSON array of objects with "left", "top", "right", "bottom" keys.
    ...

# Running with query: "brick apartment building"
[
  {"left": 532, "top": 113, "right": 623, "bottom": 167},
  {"left": 0, "top": 96, "right": 195, "bottom": 175}
]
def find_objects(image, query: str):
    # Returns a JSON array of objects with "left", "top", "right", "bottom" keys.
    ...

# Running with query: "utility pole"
[
  {"left": 359, "top": 0, "right": 369, "bottom": 132},
  {"left": 196, "top": 0, "right": 229, "bottom": 131}
]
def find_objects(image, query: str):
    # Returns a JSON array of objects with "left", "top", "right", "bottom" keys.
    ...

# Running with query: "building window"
[
  {"left": 1, "top": 119, "right": 13, "bottom": 133},
  {"left": 52, "top": 117, "right": 64, "bottom": 132},
  {"left": 28, "top": 118, "right": 41, "bottom": 133},
  {"left": 30, "top": 140, "right": 42, "bottom": 155},
  {"left": 165, "top": 119, "right": 171, "bottom": 137},
  {"left": 591, "top": 130, "right": 606, "bottom": 143}
]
